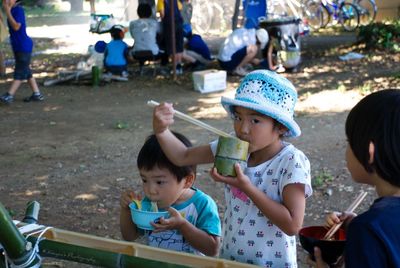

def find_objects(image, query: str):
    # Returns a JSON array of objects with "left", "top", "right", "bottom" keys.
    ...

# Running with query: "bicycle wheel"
[
  {"left": 339, "top": 2, "right": 360, "bottom": 31},
  {"left": 302, "top": 0, "right": 330, "bottom": 30},
  {"left": 191, "top": 0, "right": 213, "bottom": 35},
  {"left": 353, "top": 0, "right": 377, "bottom": 25}
]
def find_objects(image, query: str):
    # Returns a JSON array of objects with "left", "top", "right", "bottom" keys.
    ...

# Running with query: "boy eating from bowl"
[
  {"left": 310, "top": 89, "right": 400, "bottom": 267},
  {"left": 120, "top": 132, "right": 221, "bottom": 256}
]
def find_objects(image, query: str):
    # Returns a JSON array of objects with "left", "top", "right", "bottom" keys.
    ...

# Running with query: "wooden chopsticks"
[
  {"left": 323, "top": 191, "right": 368, "bottom": 240},
  {"left": 147, "top": 100, "right": 235, "bottom": 138}
]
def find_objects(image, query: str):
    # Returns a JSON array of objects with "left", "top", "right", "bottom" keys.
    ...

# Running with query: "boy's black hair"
[
  {"left": 137, "top": 132, "right": 196, "bottom": 182},
  {"left": 110, "top": 25, "right": 124, "bottom": 40},
  {"left": 345, "top": 89, "right": 400, "bottom": 187},
  {"left": 137, "top": 3, "right": 152, "bottom": 18}
]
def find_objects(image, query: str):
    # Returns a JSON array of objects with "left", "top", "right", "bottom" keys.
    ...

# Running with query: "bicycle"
[
  {"left": 191, "top": 0, "right": 235, "bottom": 35},
  {"left": 303, "top": 0, "right": 360, "bottom": 31},
  {"left": 349, "top": 0, "right": 377, "bottom": 25}
]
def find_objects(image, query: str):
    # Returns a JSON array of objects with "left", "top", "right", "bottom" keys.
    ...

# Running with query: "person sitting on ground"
[
  {"left": 120, "top": 132, "right": 221, "bottom": 256},
  {"left": 310, "top": 89, "right": 400, "bottom": 268},
  {"left": 103, "top": 25, "right": 130, "bottom": 77},
  {"left": 129, "top": 3, "right": 161, "bottom": 60},
  {"left": 182, "top": 24, "right": 213, "bottom": 71},
  {"left": 217, "top": 27, "right": 269, "bottom": 76},
  {"left": 260, "top": 27, "right": 285, "bottom": 73}
]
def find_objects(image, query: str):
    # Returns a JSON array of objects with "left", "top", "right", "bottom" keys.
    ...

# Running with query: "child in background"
[
  {"left": 261, "top": 27, "right": 285, "bottom": 73},
  {"left": 182, "top": 24, "right": 213, "bottom": 70},
  {"left": 311, "top": 89, "right": 400, "bottom": 268},
  {"left": 103, "top": 25, "right": 130, "bottom": 77},
  {"left": 156, "top": 0, "right": 184, "bottom": 74},
  {"left": 217, "top": 28, "right": 269, "bottom": 77},
  {"left": 120, "top": 132, "right": 221, "bottom": 256},
  {"left": 153, "top": 69, "right": 312, "bottom": 266},
  {"left": 0, "top": 0, "right": 43, "bottom": 104}
]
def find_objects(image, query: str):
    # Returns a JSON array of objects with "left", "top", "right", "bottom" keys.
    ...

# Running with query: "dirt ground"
[{"left": 0, "top": 31, "right": 399, "bottom": 267}]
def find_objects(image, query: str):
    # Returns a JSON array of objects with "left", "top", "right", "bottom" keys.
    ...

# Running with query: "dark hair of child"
[
  {"left": 345, "top": 89, "right": 400, "bottom": 187},
  {"left": 137, "top": 3, "right": 152, "bottom": 18},
  {"left": 110, "top": 26, "right": 124, "bottom": 40},
  {"left": 137, "top": 132, "right": 196, "bottom": 182}
]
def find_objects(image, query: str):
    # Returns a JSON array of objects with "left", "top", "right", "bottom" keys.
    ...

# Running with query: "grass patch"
[{"left": 312, "top": 170, "right": 334, "bottom": 188}]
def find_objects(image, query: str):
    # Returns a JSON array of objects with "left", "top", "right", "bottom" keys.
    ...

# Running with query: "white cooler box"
[{"left": 192, "top": 69, "right": 227, "bottom": 94}]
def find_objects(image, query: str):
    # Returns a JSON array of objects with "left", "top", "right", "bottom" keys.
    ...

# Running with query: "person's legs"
[
  {"left": 185, "top": 50, "right": 212, "bottom": 65},
  {"left": 27, "top": 77, "right": 40, "bottom": 93},
  {"left": 0, "top": 80, "right": 22, "bottom": 104},
  {"left": 182, "top": 50, "right": 205, "bottom": 71},
  {"left": 0, "top": 50, "right": 6, "bottom": 77},
  {"left": 236, "top": 44, "right": 257, "bottom": 69},
  {"left": 90, "top": 0, "right": 95, "bottom": 14},
  {"left": 8, "top": 80, "right": 23, "bottom": 95}
]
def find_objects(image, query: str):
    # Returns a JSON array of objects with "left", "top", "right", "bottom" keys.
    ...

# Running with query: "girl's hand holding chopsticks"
[{"left": 153, "top": 102, "right": 175, "bottom": 135}]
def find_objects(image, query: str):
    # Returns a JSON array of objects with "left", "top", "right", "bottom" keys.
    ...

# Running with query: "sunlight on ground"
[
  {"left": 27, "top": 1, "right": 132, "bottom": 54},
  {"left": 296, "top": 89, "right": 363, "bottom": 113}
]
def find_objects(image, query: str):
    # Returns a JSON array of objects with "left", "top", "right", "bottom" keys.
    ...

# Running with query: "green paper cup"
[{"left": 214, "top": 136, "right": 249, "bottom": 177}]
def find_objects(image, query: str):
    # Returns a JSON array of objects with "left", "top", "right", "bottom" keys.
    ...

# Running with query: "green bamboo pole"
[
  {"left": 0, "top": 202, "right": 40, "bottom": 267},
  {"left": 22, "top": 201, "right": 40, "bottom": 224},
  {"left": 27, "top": 237, "right": 189, "bottom": 268}
]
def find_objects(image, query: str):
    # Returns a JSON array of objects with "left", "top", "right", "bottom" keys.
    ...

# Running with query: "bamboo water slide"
[{"left": 0, "top": 201, "right": 255, "bottom": 268}]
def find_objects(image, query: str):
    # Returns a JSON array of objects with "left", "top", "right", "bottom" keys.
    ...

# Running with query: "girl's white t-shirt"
[{"left": 210, "top": 141, "right": 312, "bottom": 267}]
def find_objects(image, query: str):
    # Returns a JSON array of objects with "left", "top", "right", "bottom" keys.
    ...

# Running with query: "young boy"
[
  {"left": 312, "top": 89, "right": 400, "bottom": 268},
  {"left": 0, "top": 0, "right": 43, "bottom": 104},
  {"left": 120, "top": 132, "right": 221, "bottom": 256},
  {"left": 103, "top": 25, "right": 130, "bottom": 77}
]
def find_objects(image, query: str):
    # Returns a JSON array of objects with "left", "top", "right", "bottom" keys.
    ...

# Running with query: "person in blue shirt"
[
  {"left": 120, "top": 132, "right": 221, "bottom": 256},
  {"left": 0, "top": 0, "right": 43, "bottom": 104},
  {"left": 103, "top": 25, "right": 130, "bottom": 77},
  {"left": 311, "top": 89, "right": 400, "bottom": 268}
]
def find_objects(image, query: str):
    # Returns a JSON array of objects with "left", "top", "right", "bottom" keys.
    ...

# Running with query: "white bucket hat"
[
  {"left": 221, "top": 69, "right": 301, "bottom": 137},
  {"left": 256, "top": 28, "right": 269, "bottom": 49}
]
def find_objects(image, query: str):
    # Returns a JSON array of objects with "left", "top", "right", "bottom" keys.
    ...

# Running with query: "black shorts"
[{"left": 14, "top": 52, "right": 32, "bottom": 80}]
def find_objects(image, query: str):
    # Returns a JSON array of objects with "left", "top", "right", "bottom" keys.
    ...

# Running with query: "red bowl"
[{"left": 299, "top": 226, "right": 346, "bottom": 265}]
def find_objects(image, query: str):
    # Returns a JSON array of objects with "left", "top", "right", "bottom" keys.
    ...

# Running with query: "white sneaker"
[
  {"left": 122, "top": 71, "right": 129, "bottom": 78},
  {"left": 233, "top": 66, "right": 248, "bottom": 76}
]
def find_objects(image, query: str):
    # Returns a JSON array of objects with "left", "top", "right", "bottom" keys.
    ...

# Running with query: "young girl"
[
  {"left": 312, "top": 89, "right": 400, "bottom": 268},
  {"left": 153, "top": 69, "right": 312, "bottom": 266}
]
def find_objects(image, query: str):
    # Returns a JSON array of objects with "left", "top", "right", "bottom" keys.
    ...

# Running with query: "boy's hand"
[
  {"left": 210, "top": 163, "right": 252, "bottom": 191},
  {"left": 306, "top": 247, "right": 344, "bottom": 268},
  {"left": 153, "top": 102, "right": 174, "bottom": 134},
  {"left": 324, "top": 211, "right": 356, "bottom": 230},
  {"left": 120, "top": 190, "right": 140, "bottom": 210},
  {"left": 2, "top": 0, "right": 11, "bottom": 11},
  {"left": 151, "top": 207, "right": 186, "bottom": 232}
]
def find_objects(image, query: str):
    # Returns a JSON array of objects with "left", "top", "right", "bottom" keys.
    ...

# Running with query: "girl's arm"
[
  {"left": 153, "top": 207, "right": 220, "bottom": 256},
  {"left": 3, "top": 2, "right": 21, "bottom": 31},
  {"left": 120, "top": 190, "right": 140, "bottom": 241},
  {"left": 153, "top": 102, "right": 214, "bottom": 166},
  {"left": 211, "top": 164, "right": 306, "bottom": 235}
]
